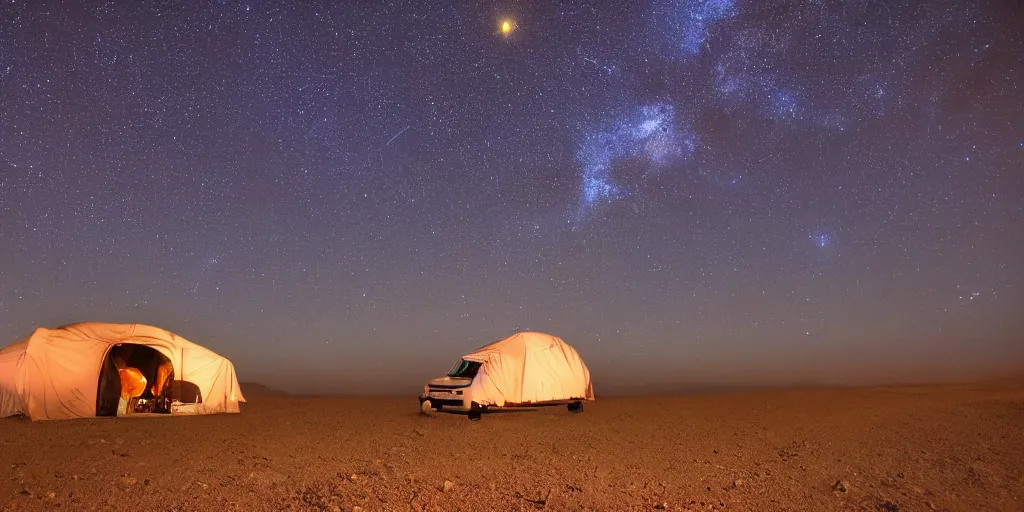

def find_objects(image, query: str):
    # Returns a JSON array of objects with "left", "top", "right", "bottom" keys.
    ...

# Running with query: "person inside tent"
[{"left": 150, "top": 360, "right": 174, "bottom": 412}]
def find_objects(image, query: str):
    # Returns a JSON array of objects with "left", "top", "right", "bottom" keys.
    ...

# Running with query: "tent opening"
[{"left": 96, "top": 344, "right": 174, "bottom": 416}]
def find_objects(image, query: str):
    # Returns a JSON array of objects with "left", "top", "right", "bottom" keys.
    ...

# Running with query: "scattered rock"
[
  {"left": 442, "top": 480, "right": 455, "bottom": 493},
  {"left": 349, "top": 473, "right": 358, "bottom": 482},
  {"left": 194, "top": 481, "right": 208, "bottom": 490},
  {"left": 19, "top": 488, "right": 31, "bottom": 496},
  {"left": 832, "top": 480, "right": 848, "bottom": 494},
  {"left": 732, "top": 479, "right": 744, "bottom": 488},
  {"left": 330, "top": 507, "right": 341, "bottom": 512},
  {"left": 119, "top": 476, "right": 137, "bottom": 487},
  {"left": 876, "top": 500, "right": 899, "bottom": 511},
  {"left": 45, "top": 491, "right": 56, "bottom": 500},
  {"left": 352, "top": 507, "right": 363, "bottom": 512},
  {"left": 655, "top": 502, "right": 668, "bottom": 509}
]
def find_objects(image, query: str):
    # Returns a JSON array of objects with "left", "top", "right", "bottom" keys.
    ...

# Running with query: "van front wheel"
[
  {"left": 420, "top": 399, "right": 436, "bottom": 416},
  {"left": 467, "top": 410, "right": 482, "bottom": 421},
  {"left": 568, "top": 401, "right": 583, "bottom": 413}
]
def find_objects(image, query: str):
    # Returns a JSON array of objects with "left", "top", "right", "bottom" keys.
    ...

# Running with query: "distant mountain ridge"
[{"left": 240, "top": 382, "right": 288, "bottom": 396}]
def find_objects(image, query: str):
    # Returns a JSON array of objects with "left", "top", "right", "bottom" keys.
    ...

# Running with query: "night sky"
[{"left": 2, "top": 1, "right": 1022, "bottom": 394}]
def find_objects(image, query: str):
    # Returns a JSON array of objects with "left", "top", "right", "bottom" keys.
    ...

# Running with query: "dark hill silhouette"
[{"left": 240, "top": 382, "right": 288, "bottom": 397}]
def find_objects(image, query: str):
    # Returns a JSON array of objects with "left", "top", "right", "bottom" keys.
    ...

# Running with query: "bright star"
[{"left": 500, "top": 19, "right": 515, "bottom": 37}]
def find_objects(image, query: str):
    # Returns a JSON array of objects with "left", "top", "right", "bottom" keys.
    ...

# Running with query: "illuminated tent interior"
[{"left": 0, "top": 322, "right": 244, "bottom": 421}]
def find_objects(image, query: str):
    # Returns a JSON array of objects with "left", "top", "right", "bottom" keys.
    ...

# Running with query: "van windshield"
[{"left": 446, "top": 359, "right": 481, "bottom": 378}]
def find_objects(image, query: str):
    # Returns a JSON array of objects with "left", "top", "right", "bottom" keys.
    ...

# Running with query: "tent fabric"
[
  {"left": 461, "top": 332, "right": 594, "bottom": 407},
  {"left": 0, "top": 322, "right": 245, "bottom": 421}
]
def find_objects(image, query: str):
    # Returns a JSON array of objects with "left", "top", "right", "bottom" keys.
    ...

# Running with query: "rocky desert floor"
[{"left": 2, "top": 379, "right": 1024, "bottom": 512}]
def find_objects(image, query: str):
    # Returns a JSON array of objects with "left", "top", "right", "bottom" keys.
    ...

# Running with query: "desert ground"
[{"left": 2, "top": 379, "right": 1023, "bottom": 512}]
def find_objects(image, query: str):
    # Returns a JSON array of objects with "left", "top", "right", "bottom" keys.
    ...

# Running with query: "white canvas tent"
[
  {"left": 0, "top": 322, "right": 244, "bottom": 421},
  {"left": 461, "top": 331, "right": 594, "bottom": 407}
]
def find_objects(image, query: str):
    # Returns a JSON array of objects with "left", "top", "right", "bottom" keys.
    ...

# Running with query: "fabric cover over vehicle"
[
  {"left": 0, "top": 322, "right": 245, "bottom": 421},
  {"left": 461, "top": 331, "right": 594, "bottom": 407}
]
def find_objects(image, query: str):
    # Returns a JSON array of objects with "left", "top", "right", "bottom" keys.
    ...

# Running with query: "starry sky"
[{"left": 2, "top": 0, "right": 1022, "bottom": 394}]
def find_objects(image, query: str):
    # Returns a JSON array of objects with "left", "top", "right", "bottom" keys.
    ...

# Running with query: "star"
[{"left": 500, "top": 19, "right": 515, "bottom": 37}]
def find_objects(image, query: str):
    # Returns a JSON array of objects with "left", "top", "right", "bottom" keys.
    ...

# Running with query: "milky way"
[
  {"left": 572, "top": 0, "right": 998, "bottom": 220},
  {"left": 651, "top": 0, "right": 736, "bottom": 59},
  {"left": 575, "top": 102, "right": 696, "bottom": 219},
  {"left": 1, "top": 0, "right": 1021, "bottom": 392}
]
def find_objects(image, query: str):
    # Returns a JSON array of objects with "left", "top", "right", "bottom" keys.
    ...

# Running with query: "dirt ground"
[{"left": 2, "top": 379, "right": 1023, "bottom": 512}]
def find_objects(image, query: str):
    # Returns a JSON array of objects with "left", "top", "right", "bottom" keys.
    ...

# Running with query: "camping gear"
[{"left": 0, "top": 322, "right": 244, "bottom": 421}]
